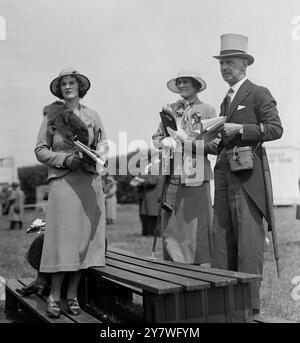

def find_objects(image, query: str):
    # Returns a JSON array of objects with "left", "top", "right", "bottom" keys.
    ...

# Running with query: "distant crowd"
[{"left": 0, "top": 182, "right": 25, "bottom": 229}]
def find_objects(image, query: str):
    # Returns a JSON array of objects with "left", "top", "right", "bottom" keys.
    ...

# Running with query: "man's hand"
[{"left": 221, "top": 123, "right": 243, "bottom": 138}]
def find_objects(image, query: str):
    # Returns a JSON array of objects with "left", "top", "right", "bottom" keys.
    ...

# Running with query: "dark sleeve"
[
  {"left": 204, "top": 137, "right": 221, "bottom": 155},
  {"left": 242, "top": 86, "right": 283, "bottom": 142},
  {"left": 202, "top": 105, "right": 220, "bottom": 155}
]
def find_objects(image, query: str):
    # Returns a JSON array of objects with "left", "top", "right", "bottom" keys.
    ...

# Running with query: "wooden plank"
[
  {"left": 91, "top": 266, "right": 182, "bottom": 295},
  {"left": 206, "top": 287, "right": 226, "bottom": 323},
  {"left": 198, "top": 266, "right": 262, "bottom": 283},
  {"left": 5, "top": 279, "right": 74, "bottom": 323},
  {"left": 223, "top": 285, "right": 236, "bottom": 323},
  {"left": 184, "top": 289, "right": 207, "bottom": 323},
  {"left": 230, "top": 284, "right": 247, "bottom": 323},
  {"left": 164, "top": 292, "right": 184, "bottom": 323},
  {"left": 105, "top": 259, "right": 209, "bottom": 291},
  {"left": 107, "top": 247, "right": 259, "bottom": 283},
  {"left": 242, "top": 283, "right": 253, "bottom": 323},
  {"left": 143, "top": 291, "right": 186, "bottom": 323},
  {"left": 18, "top": 278, "right": 101, "bottom": 323},
  {"left": 253, "top": 314, "right": 297, "bottom": 323},
  {"left": 143, "top": 292, "right": 167, "bottom": 323},
  {"left": 107, "top": 251, "right": 236, "bottom": 287},
  {"left": 102, "top": 276, "right": 142, "bottom": 295}
]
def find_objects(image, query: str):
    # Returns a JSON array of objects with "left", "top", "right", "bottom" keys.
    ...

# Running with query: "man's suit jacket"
[{"left": 217, "top": 79, "right": 283, "bottom": 221}]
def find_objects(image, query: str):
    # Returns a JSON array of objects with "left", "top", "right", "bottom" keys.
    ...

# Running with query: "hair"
[
  {"left": 175, "top": 77, "right": 202, "bottom": 92},
  {"left": 55, "top": 75, "right": 88, "bottom": 99}
]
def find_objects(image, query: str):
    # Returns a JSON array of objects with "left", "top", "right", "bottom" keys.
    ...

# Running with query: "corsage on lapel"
[
  {"left": 43, "top": 101, "right": 89, "bottom": 145},
  {"left": 172, "top": 100, "right": 187, "bottom": 117}
]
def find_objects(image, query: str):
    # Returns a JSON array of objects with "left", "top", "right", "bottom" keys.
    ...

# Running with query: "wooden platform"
[
  {"left": 5, "top": 278, "right": 101, "bottom": 323},
  {"left": 82, "top": 247, "right": 262, "bottom": 323},
  {"left": 5, "top": 248, "right": 296, "bottom": 323}
]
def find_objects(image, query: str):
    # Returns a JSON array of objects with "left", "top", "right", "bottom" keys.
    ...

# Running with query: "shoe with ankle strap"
[
  {"left": 47, "top": 297, "right": 61, "bottom": 318},
  {"left": 67, "top": 297, "right": 81, "bottom": 316}
]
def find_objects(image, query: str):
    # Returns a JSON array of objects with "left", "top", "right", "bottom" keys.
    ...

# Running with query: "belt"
[{"left": 222, "top": 143, "right": 261, "bottom": 155}]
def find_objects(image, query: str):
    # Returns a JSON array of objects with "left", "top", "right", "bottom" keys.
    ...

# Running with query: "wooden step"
[
  {"left": 5, "top": 279, "right": 73, "bottom": 323},
  {"left": 18, "top": 278, "right": 101, "bottom": 323},
  {"left": 5, "top": 278, "right": 101, "bottom": 323}
]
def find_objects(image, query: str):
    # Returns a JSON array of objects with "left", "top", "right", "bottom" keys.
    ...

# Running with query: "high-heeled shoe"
[
  {"left": 66, "top": 297, "right": 81, "bottom": 316},
  {"left": 47, "top": 297, "right": 61, "bottom": 318}
]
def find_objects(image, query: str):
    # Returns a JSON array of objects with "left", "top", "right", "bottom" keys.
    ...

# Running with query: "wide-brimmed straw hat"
[
  {"left": 167, "top": 70, "right": 207, "bottom": 93},
  {"left": 213, "top": 33, "right": 254, "bottom": 65},
  {"left": 50, "top": 68, "right": 91, "bottom": 98}
]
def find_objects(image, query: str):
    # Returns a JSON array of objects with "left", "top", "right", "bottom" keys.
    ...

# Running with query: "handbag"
[
  {"left": 225, "top": 146, "right": 255, "bottom": 172},
  {"left": 160, "top": 110, "right": 177, "bottom": 136}
]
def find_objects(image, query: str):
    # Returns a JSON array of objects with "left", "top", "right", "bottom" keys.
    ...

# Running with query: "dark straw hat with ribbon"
[{"left": 50, "top": 68, "right": 91, "bottom": 98}]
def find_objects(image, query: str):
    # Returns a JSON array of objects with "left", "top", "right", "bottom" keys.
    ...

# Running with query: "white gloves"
[
  {"left": 161, "top": 136, "right": 177, "bottom": 149},
  {"left": 167, "top": 127, "right": 188, "bottom": 142},
  {"left": 96, "top": 142, "right": 109, "bottom": 161}
]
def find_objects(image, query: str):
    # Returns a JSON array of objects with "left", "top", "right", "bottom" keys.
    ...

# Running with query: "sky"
[{"left": 0, "top": 0, "right": 300, "bottom": 168}]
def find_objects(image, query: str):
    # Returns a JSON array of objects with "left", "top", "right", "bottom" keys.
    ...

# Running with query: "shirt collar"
[{"left": 230, "top": 76, "right": 248, "bottom": 94}]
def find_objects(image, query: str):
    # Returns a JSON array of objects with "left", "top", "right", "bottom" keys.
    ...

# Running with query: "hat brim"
[
  {"left": 213, "top": 53, "right": 254, "bottom": 66},
  {"left": 167, "top": 76, "right": 207, "bottom": 94},
  {"left": 50, "top": 73, "right": 91, "bottom": 98}
]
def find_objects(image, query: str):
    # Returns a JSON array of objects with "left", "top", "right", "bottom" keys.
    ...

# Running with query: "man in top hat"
[{"left": 211, "top": 33, "right": 283, "bottom": 314}]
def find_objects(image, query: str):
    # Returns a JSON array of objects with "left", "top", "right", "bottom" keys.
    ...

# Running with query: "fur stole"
[{"left": 43, "top": 101, "right": 89, "bottom": 145}]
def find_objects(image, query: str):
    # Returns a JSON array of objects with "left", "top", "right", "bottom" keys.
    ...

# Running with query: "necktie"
[{"left": 224, "top": 88, "right": 234, "bottom": 114}]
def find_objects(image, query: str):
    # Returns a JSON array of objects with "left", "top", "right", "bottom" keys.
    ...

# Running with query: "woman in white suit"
[{"left": 153, "top": 70, "right": 218, "bottom": 264}]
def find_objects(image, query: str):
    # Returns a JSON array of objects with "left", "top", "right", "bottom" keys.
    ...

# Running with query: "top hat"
[
  {"left": 213, "top": 33, "right": 254, "bottom": 65},
  {"left": 167, "top": 70, "right": 207, "bottom": 93},
  {"left": 50, "top": 68, "right": 91, "bottom": 98}
]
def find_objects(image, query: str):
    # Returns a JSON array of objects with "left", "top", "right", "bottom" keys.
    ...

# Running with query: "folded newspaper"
[
  {"left": 201, "top": 116, "right": 226, "bottom": 134},
  {"left": 73, "top": 138, "right": 106, "bottom": 174}
]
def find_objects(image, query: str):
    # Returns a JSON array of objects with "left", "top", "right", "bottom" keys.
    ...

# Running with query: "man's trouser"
[{"left": 211, "top": 151, "right": 265, "bottom": 310}]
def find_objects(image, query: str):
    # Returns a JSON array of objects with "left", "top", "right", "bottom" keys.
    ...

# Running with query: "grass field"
[{"left": 1, "top": 204, "right": 300, "bottom": 322}]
